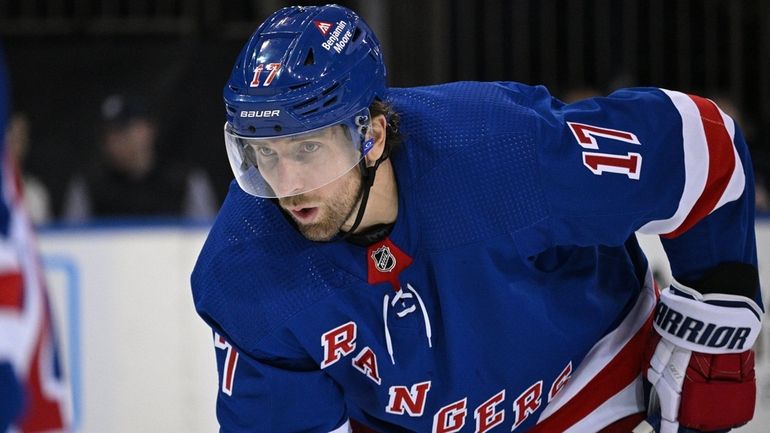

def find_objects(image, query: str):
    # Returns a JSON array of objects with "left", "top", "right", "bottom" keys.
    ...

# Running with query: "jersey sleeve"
[
  {"left": 192, "top": 206, "right": 354, "bottom": 433},
  {"left": 521, "top": 87, "right": 759, "bottom": 293},
  {"left": 211, "top": 330, "right": 350, "bottom": 433}
]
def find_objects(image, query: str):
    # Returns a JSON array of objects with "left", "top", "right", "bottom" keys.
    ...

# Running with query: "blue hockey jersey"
[{"left": 191, "top": 82, "right": 759, "bottom": 433}]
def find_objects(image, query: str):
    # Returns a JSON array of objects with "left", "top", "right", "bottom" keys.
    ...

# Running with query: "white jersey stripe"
[
  {"left": 328, "top": 419, "right": 351, "bottom": 433},
  {"left": 638, "top": 89, "right": 709, "bottom": 235}
]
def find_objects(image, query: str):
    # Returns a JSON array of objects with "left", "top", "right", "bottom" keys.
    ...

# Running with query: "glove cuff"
[{"left": 653, "top": 280, "right": 762, "bottom": 354}]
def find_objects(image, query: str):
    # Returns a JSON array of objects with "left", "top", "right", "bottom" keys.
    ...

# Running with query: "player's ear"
[{"left": 364, "top": 114, "right": 387, "bottom": 166}]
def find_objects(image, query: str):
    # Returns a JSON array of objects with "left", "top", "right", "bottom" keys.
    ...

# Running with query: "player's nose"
[{"left": 274, "top": 159, "right": 307, "bottom": 197}]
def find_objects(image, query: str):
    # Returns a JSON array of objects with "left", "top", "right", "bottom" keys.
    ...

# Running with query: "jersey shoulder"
[
  {"left": 386, "top": 81, "right": 554, "bottom": 145},
  {"left": 385, "top": 82, "right": 556, "bottom": 250},
  {"left": 191, "top": 182, "right": 355, "bottom": 349}
]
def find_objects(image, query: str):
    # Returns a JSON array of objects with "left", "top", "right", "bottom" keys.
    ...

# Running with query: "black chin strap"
[{"left": 341, "top": 151, "right": 389, "bottom": 239}]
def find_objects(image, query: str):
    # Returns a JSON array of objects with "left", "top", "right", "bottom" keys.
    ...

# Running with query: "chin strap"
[{"left": 341, "top": 141, "right": 390, "bottom": 239}]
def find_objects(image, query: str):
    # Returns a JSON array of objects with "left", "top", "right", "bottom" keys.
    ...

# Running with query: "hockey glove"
[{"left": 644, "top": 280, "right": 762, "bottom": 433}]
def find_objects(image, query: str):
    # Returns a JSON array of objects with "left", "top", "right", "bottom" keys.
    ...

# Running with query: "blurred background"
[{"left": 1, "top": 0, "right": 768, "bottom": 432}]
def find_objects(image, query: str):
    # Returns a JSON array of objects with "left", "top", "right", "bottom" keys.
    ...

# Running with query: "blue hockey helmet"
[{"left": 223, "top": 4, "right": 387, "bottom": 198}]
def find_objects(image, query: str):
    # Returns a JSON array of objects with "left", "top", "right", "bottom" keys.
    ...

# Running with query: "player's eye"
[
  {"left": 300, "top": 142, "right": 320, "bottom": 153},
  {"left": 256, "top": 146, "right": 276, "bottom": 157}
]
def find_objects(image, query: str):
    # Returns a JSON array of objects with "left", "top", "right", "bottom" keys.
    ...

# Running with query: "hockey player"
[
  {"left": 0, "top": 45, "right": 71, "bottom": 432},
  {"left": 191, "top": 5, "right": 763, "bottom": 432}
]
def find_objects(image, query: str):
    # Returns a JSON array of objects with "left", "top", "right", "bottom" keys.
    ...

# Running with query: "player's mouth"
[{"left": 289, "top": 206, "right": 319, "bottom": 224}]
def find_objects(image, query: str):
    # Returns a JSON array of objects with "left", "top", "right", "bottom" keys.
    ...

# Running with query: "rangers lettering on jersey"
[
  {"left": 319, "top": 320, "right": 573, "bottom": 432},
  {"left": 513, "top": 381, "right": 543, "bottom": 430},
  {"left": 321, "top": 321, "right": 357, "bottom": 368},
  {"left": 387, "top": 381, "right": 432, "bottom": 416},
  {"left": 548, "top": 362, "right": 572, "bottom": 401},
  {"left": 433, "top": 398, "right": 467, "bottom": 433},
  {"left": 352, "top": 347, "right": 381, "bottom": 384},
  {"left": 474, "top": 391, "right": 506, "bottom": 433}
]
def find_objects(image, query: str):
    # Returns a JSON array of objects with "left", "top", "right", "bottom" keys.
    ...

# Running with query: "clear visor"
[{"left": 225, "top": 112, "right": 372, "bottom": 198}]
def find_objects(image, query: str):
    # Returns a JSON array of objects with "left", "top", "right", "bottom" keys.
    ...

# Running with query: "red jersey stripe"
[
  {"left": 662, "top": 95, "right": 736, "bottom": 239},
  {"left": 0, "top": 271, "right": 24, "bottom": 310}
]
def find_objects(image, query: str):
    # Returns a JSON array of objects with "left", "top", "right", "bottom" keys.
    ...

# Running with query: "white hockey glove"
[{"left": 643, "top": 279, "right": 762, "bottom": 433}]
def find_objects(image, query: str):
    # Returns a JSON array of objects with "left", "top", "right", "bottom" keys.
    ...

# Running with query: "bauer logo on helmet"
[{"left": 240, "top": 110, "right": 280, "bottom": 118}]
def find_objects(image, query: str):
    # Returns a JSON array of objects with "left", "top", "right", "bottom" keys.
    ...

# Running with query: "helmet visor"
[{"left": 225, "top": 112, "right": 371, "bottom": 198}]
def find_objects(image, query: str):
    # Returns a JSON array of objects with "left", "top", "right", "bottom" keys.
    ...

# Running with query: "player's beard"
[{"left": 279, "top": 169, "right": 363, "bottom": 242}]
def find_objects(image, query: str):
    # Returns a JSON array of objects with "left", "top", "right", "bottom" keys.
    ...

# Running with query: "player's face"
[
  {"left": 249, "top": 125, "right": 361, "bottom": 198},
  {"left": 277, "top": 165, "right": 362, "bottom": 241}
]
